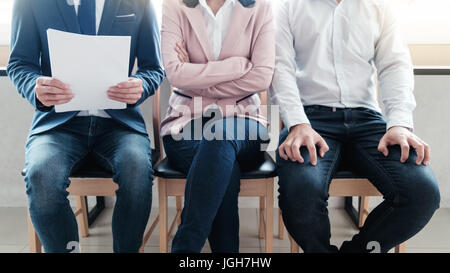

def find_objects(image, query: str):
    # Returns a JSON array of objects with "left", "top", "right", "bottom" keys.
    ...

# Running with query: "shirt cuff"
[
  {"left": 281, "top": 106, "right": 311, "bottom": 131},
  {"left": 386, "top": 109, "right": 414, "bottom": 131},
  {"left": 35, "top": 96, "right": 53, "bottom": 112}
]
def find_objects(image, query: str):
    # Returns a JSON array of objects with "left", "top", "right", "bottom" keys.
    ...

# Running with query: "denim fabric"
[
  {"left": 163, "top": 117, "right": 269, "bottom": 253},
  {"left": 277, "top": 106, "right": 440, "bottom": 253},
  {"left": 25, "top": 117, "right": 153, "bottom": 253}
]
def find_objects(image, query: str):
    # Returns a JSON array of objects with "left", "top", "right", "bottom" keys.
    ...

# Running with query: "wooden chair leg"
[
  {"left": 259, "top": 196, "right": 265, "bottom": 239},
  {"left": 359, "top": 196, "right": 370, "bottom": 228},
  {"left": 289, "top": 234, "right": 299, "bottom": 253},
  {"left": 27, "top": 210, "right": 42, "bottom": 253},
  {"left": 140, "top": 215, "right": 160, "bottom": 253},
  {"left": 176, "top": 196, "right": 182, "bottom": 226},
  {"left": 264, "top": 180, "right": 274, "bottom": 253},
  {"left": 75, "top": 196, "right": 89, "bottom": 238},
  {"left": 278, "top": 209, "right": 284, "bottom": 240},
  {"left": 395, "top": 242, "right": 406, "bottom": 253},
  {"left": 158, "top": 179, "right": 169, "bottom": 253}
]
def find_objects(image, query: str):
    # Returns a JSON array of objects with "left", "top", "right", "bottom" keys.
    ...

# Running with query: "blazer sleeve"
[
  {"left": 161, "top": 1, "right": 253, "bottom": 91},
  {"left": 129, "top": 0, "right": 165, "bottom": 107},
  {"left": 197, "top": 3, "right": 275, "bottom": 99},
  {"left": 6, "top": 0, "right": 51, "bottom": 112}
]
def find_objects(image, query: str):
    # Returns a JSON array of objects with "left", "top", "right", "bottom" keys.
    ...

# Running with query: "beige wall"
[
  {"left": 2, "top": 45, "right": 450, "bottom": 67},
  {"left": 0, "top": 46, "right": 8, "bottom": 67},
  {"left": 410, "top": 45, "right": 450, "bottom": 66}
]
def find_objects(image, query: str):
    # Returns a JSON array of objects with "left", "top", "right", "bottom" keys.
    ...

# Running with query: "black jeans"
[{"left": 277, "top": 106, "right": 440, "bottom": 253}]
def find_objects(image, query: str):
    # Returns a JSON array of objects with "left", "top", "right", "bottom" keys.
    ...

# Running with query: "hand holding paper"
[
  {"left": 35, "top": 77, "right": 74, "bottom": 107},
  {"left": 107, "top": 78, "right": 144, "bottom": 105},
  {"left": 47, "top": 29, "right": 131, "bottom": 113}
]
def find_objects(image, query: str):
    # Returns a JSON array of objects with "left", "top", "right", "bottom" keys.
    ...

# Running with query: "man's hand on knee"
[
  {"left": 378, "top": 126, "right": 431, "bottom": 166},
  {"left": 278, "top": 124, "right": 329, "bottom": 166}
]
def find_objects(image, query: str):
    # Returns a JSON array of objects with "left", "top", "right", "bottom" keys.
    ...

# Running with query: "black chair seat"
[
  {"left": 154, "top": 152, "right": 277, "bottom": 180},
  {"left": 21, "top": 149, "right": 160, "bottom": 179}
]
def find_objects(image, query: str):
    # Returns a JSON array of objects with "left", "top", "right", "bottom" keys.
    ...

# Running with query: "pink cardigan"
[{"left": 160, "top": 0, "right": 275, "bottom": 137}]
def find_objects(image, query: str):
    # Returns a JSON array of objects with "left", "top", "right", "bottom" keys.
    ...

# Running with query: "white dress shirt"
[
  {"left": 199, "top": 0, "right": 236, "bottom": 60},
  {"left": 74, "top": 0, "right": 110, "bottom": 118},
  {"left": 269, "top": 0, "right": 416, "bottom": 131}
]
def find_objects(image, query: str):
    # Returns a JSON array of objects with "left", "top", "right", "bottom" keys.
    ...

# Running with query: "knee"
[
  {"left": 113, "top": 148, "right": 153, "bottom": 195},
  {"left": 198, "top": 123, "right": 237, "bottom": 157},
  {"left": 400, "top": 171, "right": 440, "bottom": 215},
  {"left": 25, "top": 161, "right": 69, "bottom": 210},
  {"left": 278, "top": 165, "right": 326, "bottom": 212}
]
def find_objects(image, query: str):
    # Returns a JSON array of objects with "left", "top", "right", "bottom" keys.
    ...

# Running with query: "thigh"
[
  {"left": 276, "top": 127, "right": 343, "bottom": 198},
  {"left": 92, "top": 124, "right": 152, "bottom": 174},
  {"left": 25, "top": 127, "right": 89, "bottom": 189},
  {"left": 163, "top": 136, "right": 200, "bottom": 174},
  {"left": 209, "top": 118, "right": 269, "bottom": 168},
  {"left": 350, "top": 118, "right": 439, "bottom": 204},
  {"left": 163, "top": 118, "right": 269, "bottom": 173}
]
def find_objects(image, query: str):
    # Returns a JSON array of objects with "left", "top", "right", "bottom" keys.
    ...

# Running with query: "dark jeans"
[
  {"left": 25, "top": 117, "right": 154, "bottom": 253},
  {"left": 163, "top": 117, "right": 269, "bottom": 253},
  {"left": 277, "top": 106, "right": 440, "bottom": 253}
]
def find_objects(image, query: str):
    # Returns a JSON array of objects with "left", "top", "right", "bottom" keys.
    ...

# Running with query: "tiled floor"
[{"left": 0, "top": 207, "right": 449, "bottom": 253}]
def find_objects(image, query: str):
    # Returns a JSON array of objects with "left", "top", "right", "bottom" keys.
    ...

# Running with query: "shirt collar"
[{"left": 198, "top": 0, "right": 236, "bottom": 15}]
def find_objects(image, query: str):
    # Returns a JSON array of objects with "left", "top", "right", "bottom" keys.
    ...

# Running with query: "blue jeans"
[
  {"left": 25, "top": 117, "right": 154, "bottom": 253},
  {"left": 163, "top": 117, "right": 269, "bottom": 253},
  {"left": 277, "top": 106, "right": 440, "bottom": 253}
]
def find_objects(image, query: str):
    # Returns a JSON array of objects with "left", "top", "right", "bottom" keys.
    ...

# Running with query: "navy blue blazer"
[{"left": 7, "top": 0, "right": 164, "bottom": 136}]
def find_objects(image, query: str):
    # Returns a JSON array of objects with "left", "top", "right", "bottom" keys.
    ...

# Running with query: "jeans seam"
[
  {"left": 182, "top": 140, "right": 238, "bottom": 226},
  {"left": 354, "top": 143, "right": 398, "bottom": 194},
  {"left": 353, "top": 143, "right": 398, "bottom": 236},
  {"left": 92, "top": 151, "right": 116, "bottom": 180},
  {"left": 324, "top": 144, "right": 342, "bottom": 194},
  {"left": 165, "top": 141, "right": 198, "bottom": 225}
]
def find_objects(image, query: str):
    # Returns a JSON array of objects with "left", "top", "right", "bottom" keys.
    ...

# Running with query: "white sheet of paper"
[{"left": 47, "top": 29, "right": 130, "bottom": 113}]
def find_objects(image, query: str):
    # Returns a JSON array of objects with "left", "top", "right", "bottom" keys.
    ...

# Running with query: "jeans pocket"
[
  {"left": 304, "top": 106, "right": 317, "bottom": 115},
  {"left": 357, "top": 107, "right": 379, "bottom": 115}
]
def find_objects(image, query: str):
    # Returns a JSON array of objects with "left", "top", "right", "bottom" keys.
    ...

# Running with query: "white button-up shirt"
[
  {"left": 199, "top": 0, "right": 236, "bottom": 60},
  {"left": 74, "top": 0, "right": 110, "bottom": 118},
  {"left": 270, "top": 0, "right": 416, "bottom": 130}
]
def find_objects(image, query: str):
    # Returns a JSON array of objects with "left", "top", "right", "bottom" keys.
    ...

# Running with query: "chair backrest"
[{"left": 152, "top": 87, "right": 162, "bottom": 160}]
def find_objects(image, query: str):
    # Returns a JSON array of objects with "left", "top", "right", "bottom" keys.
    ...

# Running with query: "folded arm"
[
  {"left": 198, "top": 4, "right": 275, "bottom": 99},
  {"left": 161, "top": 2, "right": 252, "bottom": 92}
]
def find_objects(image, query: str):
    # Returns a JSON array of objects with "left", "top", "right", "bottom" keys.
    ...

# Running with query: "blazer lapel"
[
  {"left": 98, "top": 0, "right": 123, "bottom": 35},
  {"left": 56, "top": 0, "right": 81, "bottom": 33},
  {"left": 182, "top": 4, "right": 214, "bottom": 61},
  {"left": 218, "top": 3, "right": 255, "bottom": 59}
]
